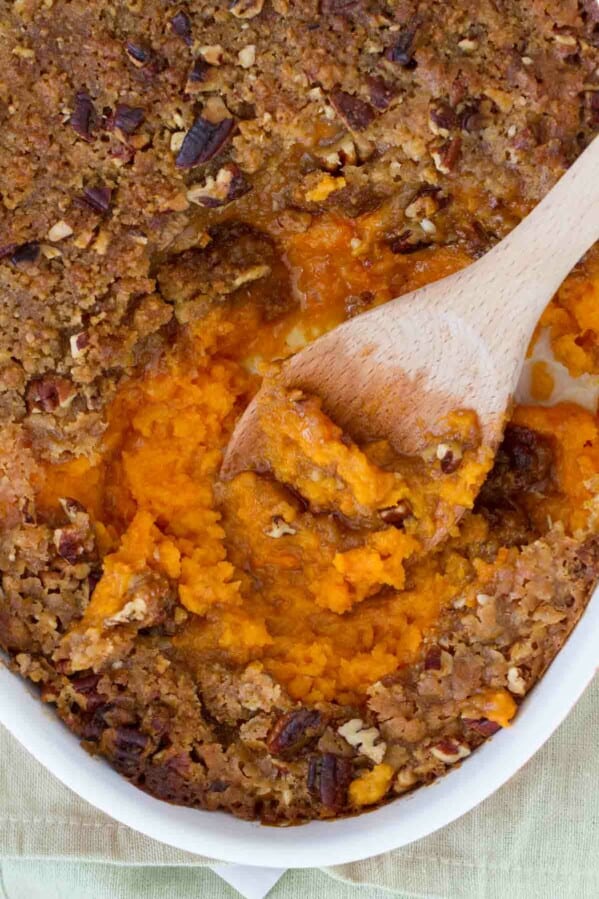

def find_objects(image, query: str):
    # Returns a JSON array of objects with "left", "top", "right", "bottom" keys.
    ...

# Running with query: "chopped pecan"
[
  {"left": 380, "top": 500, "right": 412, "bottom": 527},
  {"left": 197, "top": 45, "right": 224, "bottom": 66},
  {"left": 431, "top": 739, "right": 471, "bottom": 764},
  {"left": 459, "top": 101, "right": 483, "bottom": 132},
  {"left": 432, "top": 138, "right": 461, "bottom": 174},
  {"left": 187, "top": 57, "right": 212, "bottom": 83},
  {"left": 337, "top": 718, "right": 386, "bottom": 764},
  {"left": 70, "top": 91, "right": 96, "bottom": 141},
  {"left": 26, "top": 375, "right": 75, "bottom": 413},
  {"left": 367, "top": 75, "right": 396, "bottom": 111},
  {"left": 462, "top": 717, "right": 502, "bottom": 737},
  {"left": 175, "top": 115, "right": 236, "bottom": 168},
  {"left": 387, "top": 230, "right": 430, "bottom": 255},
  {"left": 345, "top": 290, "right": 374, "bottom": 318},
  {"left": 125, "top": 40, "right": 154, "bottom": 68},
  {"left": 70, "top": 331, "right": 89, "bottom": 358},
  {"left": 170, "top": 10, "right": 192, "bottom": 44},
  {"left": 59, "top": 497, "right": 87, "bottom": 521},
  {"left": 114, "top": 104, "right": 145, "bottom": 134},
  {"left": 80, "top": 185, "right": 112, "bottom": 214},
  {"left": 10, "top": 242, "right": 40, "bottom": 265},
  {"left": 229, "top": 0, "right": 264, "bottom": 18},
  {"left": 53, "top": 497, "right": 94, "bottom": 564},
  {"left": 186, "top": 163, "right": 250, "bottom": 207},
  {"left": 264, "top": 515, "right": 297, "bottom": 538},
  {"left": 112, "top": 726, "right": 149, "bottom": 772},
  {"left": 385, "top": 24, "right": 418, "bottom": 68},
  {"left": 424, "top": 645, "right": 442, "bottom": 670},
  {"left": 268, "top": 708, "right": 324, "bottom": 757},
  {"left": 429, "top": 101, "right": 458, "bottom": 137},
  {"left": 70, "top": 672, "right": 101, "bottom": 696},
  {"left": 320, "top": 0, "right": 359, "bottom": 14},
  {"left": 308, "top": 753, "right": 352, "bottom": 810},
  {"left": 507, "top": 666, "right": 526, "bottom": 696},
  {"left": 53, "top": 526, "right": 86, "bottom": 564},
  {"left": 437, "top": 442, "right": 463, "bottom": 473},
  {"left": 329, "top": 89, "right": 375, "bottom": 132}
]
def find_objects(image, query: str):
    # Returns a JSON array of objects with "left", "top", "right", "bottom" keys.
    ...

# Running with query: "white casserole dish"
[{"left": 0, "top": 581, "right": 597, "bottom": 868}]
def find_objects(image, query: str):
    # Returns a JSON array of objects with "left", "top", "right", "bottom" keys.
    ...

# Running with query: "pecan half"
[
  {"left": 329, "top": 89, "right": 375, "bottom": 132},
  {"left": 308, "top": 753, "right": 352, "bottom": 810},
  {"left": 268, "top": 708, "right": 325, "bottom": 757},
  {"left": 175, "top": 115, "right": 236, "bottom": 168}
]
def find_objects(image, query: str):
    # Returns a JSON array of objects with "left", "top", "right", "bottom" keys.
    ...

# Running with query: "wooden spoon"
[{"left": 222, "top": 138, "right": 599, "bottom": 512}]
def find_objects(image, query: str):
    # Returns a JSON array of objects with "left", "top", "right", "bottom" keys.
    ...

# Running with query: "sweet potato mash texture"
[{"left": 36, "top": 209, "right": 599, "bottom": 707}]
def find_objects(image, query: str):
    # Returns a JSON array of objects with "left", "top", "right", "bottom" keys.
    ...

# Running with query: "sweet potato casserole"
[{"left": 1, "top": 0, "right": 599, "bottom": 823}]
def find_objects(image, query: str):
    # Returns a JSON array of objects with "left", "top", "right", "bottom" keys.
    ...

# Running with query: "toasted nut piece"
[
  {"left": 238, "top": 44, "right": 256, "bottom": 68},
  {"left": 458, "top": 38, "right": 477, "bottom": 53},
  {"left": 338, "top": 718, "right": 386, "bottom": 764},
  {"left": 431, "top": 739, "right": 471, "bottom": 764},
  {"left": 53, "top": 527, "right": 85, "bottom": 564},
  {"left": 462, "top": 717, "right": 502, "bottom": 737},
  {"left": 429, "top": 101, "right": 457, "bottom": 137},
  {"left": 197, "top": 44, "right": 224, "bottom": 65},
  {"left": 229, "top": 0, "right": 264, "bottom": 19},
  {"left": 265, "top": 516, "right": 297, "bottom": 538},
  {"left": 47, "top": 220, "right": 73, "bottom": 241},
  {"left": 104, "top": 598, "right": 148, "bottom": 628},
  {"left": 307, "top": 753, "right": 353, "bottom": 810},
  {"left": 69, "top": 332, "right": 89, "bottom": 358},
  {"left": 395, "top": 767, "right": 419, "bottom": 793},
  {"left": 26, "top": 375, "right": 75, "bottom": 413},
  {"left": 507, "top": 666, "right": 526, "bottom": 696},
  {"left": 187, "top": 163, "right": 250, "bottom": 208},
  {"left": 436, "top": 441, "right": 463, "bottom": 473},
  {"left": 380, "top": 499, "right": 412, "bottom": 528}
]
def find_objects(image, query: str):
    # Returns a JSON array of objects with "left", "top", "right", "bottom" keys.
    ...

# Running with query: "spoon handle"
[{"left": 474, "top": 135, "right": 599, "bottom": 335}]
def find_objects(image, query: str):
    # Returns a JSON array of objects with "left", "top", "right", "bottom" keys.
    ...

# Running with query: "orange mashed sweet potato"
[{"left": 35, "top": 206, "right": 599, "bottom": 706}]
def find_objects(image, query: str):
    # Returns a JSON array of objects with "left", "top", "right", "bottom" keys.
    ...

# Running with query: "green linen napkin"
[{"left": 1, "top": 677, "right": 597, "bottom": 898}]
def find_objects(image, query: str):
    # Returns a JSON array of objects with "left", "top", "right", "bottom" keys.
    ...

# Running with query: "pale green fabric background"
[{"left": 1, "top": 677, "right": 597, "bottom": 898}]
